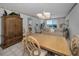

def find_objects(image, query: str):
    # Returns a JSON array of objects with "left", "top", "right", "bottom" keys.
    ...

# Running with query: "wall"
[
  {"left": 0, "top": 8, "right": 4, "bottom": 44},
  {"left": 31, "top": 17, "right": 42, "bottom": 33},
  {"left": 20, "top": 14, "right": 29, "bottom": 35},
  {"left": 56, "top": 18, "right": 65, "bottom": 29},
  {"left": 65, "top": 4, "right": 79, "bottom": 38},
  {"left": 0, "top": 17, "right": 1, "bottom": 44}
]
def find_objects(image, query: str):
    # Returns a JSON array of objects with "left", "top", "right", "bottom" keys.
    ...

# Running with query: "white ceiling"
[{"left": 0, "top": 3, "right": 74, "bottom": 18}]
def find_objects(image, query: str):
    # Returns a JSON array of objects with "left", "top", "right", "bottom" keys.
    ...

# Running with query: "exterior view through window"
[{"left": 46, "top": 19, "right": 57, "bottom": 31}]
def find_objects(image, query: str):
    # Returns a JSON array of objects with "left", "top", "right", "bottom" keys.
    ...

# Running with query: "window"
[{"left": 46, "top": 19, "right": 57, "bottom": 30}]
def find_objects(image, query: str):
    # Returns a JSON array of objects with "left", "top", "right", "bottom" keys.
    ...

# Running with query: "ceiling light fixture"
[{"left": 37, "top": 11, "right": 51, "bottom": 20}]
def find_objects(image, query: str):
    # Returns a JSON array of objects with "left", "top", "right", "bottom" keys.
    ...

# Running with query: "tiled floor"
[
  {"left": 0, "top": 42, "right": 28, "bottom": 56},
  {"left": 0, "top": 42, "right": 47, "bottom": 56}
]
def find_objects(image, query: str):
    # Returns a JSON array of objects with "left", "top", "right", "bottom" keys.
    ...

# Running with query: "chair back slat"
[
  {"left": 71, "top": 35, "right": 79, "bottom": 55},
  {"left": 22, "top": 36, "right": 41, "bottom": 56}
]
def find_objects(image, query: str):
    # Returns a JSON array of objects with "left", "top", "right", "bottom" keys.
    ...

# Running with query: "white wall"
[
  {"left": 0, "top": 8, "right": 4, "bottom": 44},
  {"left": 0, "top": 18, "right": 1, "bottom": 44},
  {"left": 65, "top": 4, "right": 79, "bottom": 38},
  {"left": 31, "top": 17, "right": 42, "bottom": 33},
  {"left": 57, "top": 18, "right": 65, "bottom": 29},
  {"left": 20, "top": 14, "right": 29, "bottom": 35}
]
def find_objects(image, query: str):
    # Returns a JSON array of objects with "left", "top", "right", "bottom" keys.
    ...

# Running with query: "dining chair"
[
  {"left": 71, "top": 35, "right": 79, "bottom": 56},
  {"left": 22, "top": 36, "right": 47, "bottom": 56}
]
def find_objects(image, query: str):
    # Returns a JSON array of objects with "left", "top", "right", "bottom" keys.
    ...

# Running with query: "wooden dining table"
[{"left": 29, "top": 33, "right": 72, "bottom": 56}]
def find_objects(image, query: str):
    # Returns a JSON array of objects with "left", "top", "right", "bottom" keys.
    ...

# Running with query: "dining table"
[{"left": 29, "top": 33, "right": 72, "bottom": 56}]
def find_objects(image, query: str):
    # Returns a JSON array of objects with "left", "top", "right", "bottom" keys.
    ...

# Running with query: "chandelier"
[{"left": 36, "top": 11, "right": 51, "bottom": 20}]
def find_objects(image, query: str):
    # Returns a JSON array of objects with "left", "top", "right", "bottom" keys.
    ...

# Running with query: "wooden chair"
[
  {"left": 71, "top": 35, "right": 79, "bottom": 56},
  {"left": 22, "top": 36, "right": 47, "bottom": 56}
]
